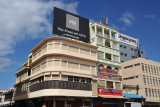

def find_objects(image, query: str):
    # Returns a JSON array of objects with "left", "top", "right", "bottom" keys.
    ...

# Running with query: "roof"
[{"left": 123, "top": 94, "right": 146, "bottom": 99}]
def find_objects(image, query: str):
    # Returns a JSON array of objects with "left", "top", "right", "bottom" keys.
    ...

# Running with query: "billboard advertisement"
[
  {"left": 98, "top": 88, "right": 123, "bottom": 96},
  {"left": 53, "top": 7, "right": 90, "bottom": 43},
  {"left": 118, "top": 33, "right": 138, "bottom": 47}
]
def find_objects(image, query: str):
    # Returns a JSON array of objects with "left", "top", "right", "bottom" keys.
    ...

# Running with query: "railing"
[
  {"left": 30, "top": 80, "right": 92, "bottom": 92},
  {"left": 14, "top": 90, "right": 27, "bottom": 96}
]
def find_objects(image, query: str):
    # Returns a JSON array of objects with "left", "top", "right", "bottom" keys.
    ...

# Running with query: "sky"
[{"left": 0, "top": 0, "right": 160, "bottom": 89}]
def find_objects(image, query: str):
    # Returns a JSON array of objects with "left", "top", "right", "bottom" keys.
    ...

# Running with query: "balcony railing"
[{"left": 30, "top": 80, "right": 92, "bottom": 92}]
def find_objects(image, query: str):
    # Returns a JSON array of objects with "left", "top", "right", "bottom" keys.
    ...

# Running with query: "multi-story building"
[
  {"left": 0, "top": 88, "right": 14, "bottom": 107},
  {"left": 118, "top": 33, "right": 146, "bottom": 62},
  {"left": 121, "top": 57, "right": 160, "bottom": 107},
  {"left": 90, "top": 22, "right": 125, "bottom": 107},
  {"left": 0, "top": 89, "right": 8, "bottom": 107},
  {"left": 14, "top": 36, "right": 98, "bottom": 107}
]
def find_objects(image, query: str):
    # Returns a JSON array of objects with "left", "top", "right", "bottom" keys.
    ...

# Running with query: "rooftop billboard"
[
  {"left": 53, "top": 7, "right": 90, "bottom": 43},
  {"left": 118, "top": 33, "right": 138, "bottom": 47}
]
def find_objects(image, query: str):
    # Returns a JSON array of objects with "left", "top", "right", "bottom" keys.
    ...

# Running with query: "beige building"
[
  {"left": 0, "top": 89, "right": 8, "bottom": 105},
  {"left": 121, "top": 57, "right": 160, "bottom": 105},
  {"left": 14, "top": 37, "right": 98, "bottom": 107}
]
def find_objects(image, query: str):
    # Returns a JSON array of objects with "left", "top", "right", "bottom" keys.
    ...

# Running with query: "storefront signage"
[
  {"left": 98, "top": 73, "right": 122, "bottom": 81},
  {"left": 98, "top": 88, "right": 123, "bottom": 96},
  {"left": 118, "top": 33, "right": 138, "bottom": 47},
  {"left": 53, "top": 7, "right": 89, "bottom": 43},
  {"left": 99, "top": 67, "right": 118, "bottom": 74}
]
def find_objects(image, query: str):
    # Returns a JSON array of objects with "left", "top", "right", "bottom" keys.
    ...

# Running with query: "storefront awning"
[
  {"left": 99, "top": 95, "right": 129, "bottom": 99},
  {"left": 123, "top": 94, "right": 146, "bottom": 99}
]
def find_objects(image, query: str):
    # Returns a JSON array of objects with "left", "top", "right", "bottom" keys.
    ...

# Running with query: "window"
[
  {"left": 105, "top": 40, "right": 111, "bottom": 47},
  {"left": 143, "top": 75, "right": 146, "bottom": 84},
  {"left": 98, "top": 80, "right": 105, "bottom": 88},
  {"left": 98, "top": 51, "right": 104, "bottom": 59},
  {"left": 68, "top": 76, "right": 73, "bottom": 81},
  {"left": 145, "top": 88, "right": 148, "bottom": 97},
  {"left": 156, "top": 78, "right": 158, "bottom": 85},
  {"left": 120, "top": 53, "right": 123, "bottom": 55},
  {"left": 81, "top": 77, "right": 85, "bottom": 83},
  {"left": 149, "top": 88, "right": 151, "bottom": 97},
  {"left": 132, "top": 56, "right": 134, "bottom": 59},
  {"left": 148, "top": 65, "right": 150, "bottom": 73},
  {"left": 124, "top": 46, "right": 126, "bottom": 49},
  {"left": 134, "top": 63, "right": 140, "bottom": 66},
  {"left": 157, "top": 67, "right": 159, "bottom": 74},
  {"left": 153, "top": 78, "right": 155, "bottom": 85},
  {"left": 28, "top": 70, "right": 31, "bottom": 76},
  {"left": 86, "top": 78, "right": 91, "bottom": 83},
  {"left": 141, "top": 51, "right": 143, "bottom": 54},
  {"left": 150, "top": 77, "right": 152, "bottom": 84},
  {"left": 124, "top": 65, "right": 133, "bottom": 69},
  {"left": 39, "top": 76, "right": 44, "bottom": 82},
  {"left": 145, "top": 64, "right": 148, "bottom": 73},
  {"left": 154, "top": 67, "right": 156, "bottom": 74},
  {"left": 105, "top": 53, "right": 111, "bottom": 60},
  {"left": 74, "top": 77, "right": 80, "bottom": 82},
  {"left": 124, "top": 54, "right": 127, "bottom": 57},
  {"left": 152, "top": 89, "right": 154, "bottom": 97},
  {"left": 131, "top": 48, "right": 133, "bottom": 51},
  {"left": 120, "top": 45, "right": 122, "bottom": 47},
  {"left": 115, "top": 82, "right": 121, "bottom": 90},
  {"left": 155, "top": 89, "right": 157, "bottom": 97},
  {"left": 142, "top": 64, "right": 144, "bottom": 71},
  {"left": 106, "top": 81, "right": 113, "bottom": 89},
  {"left": 151, "top": 66, "right": 153, "bottom": 74},
  {"left": 158, "top": 89, "right": 160, "bottom": 98},
  {"left": 147, "top": 76, "right": 149, "bottom": 84}
]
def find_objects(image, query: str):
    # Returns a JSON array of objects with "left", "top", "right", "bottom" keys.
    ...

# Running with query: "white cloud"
[
  {"left": 0, "top": 57, "right": 12, "bottom": 72},
  {"left": 119, "top": 11, "right": 134, "bottom": 26},
  {"left": 0, "top": 0, "right": 79, "bottom": 56},
  {"left": 144, "top": 14, "right": 156, "bottom": 19}
]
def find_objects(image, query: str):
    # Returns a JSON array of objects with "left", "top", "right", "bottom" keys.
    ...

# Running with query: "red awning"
[{"left": 99, "top": 95, "right": 129, "bottom": 99}]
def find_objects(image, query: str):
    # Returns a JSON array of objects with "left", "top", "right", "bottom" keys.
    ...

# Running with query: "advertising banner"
[
  {"left": 118, "top": 33, "right": 138, "bottom": 47},
  {"left": 98, "top": 88, "right": 123, "bottom": 96},
  {"left": 53, "top": 7, "right": 90, "bottom": 43},
  {"left": 98, "top": 73, "right": 122, "bottom": 81},
  {"left": 99, "top": 67, "right": 118, "bottom": 74}
]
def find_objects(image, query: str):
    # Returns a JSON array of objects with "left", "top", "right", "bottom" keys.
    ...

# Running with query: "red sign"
[
  {"left": 99, "top": 67, "right": 118, "bottom": 74},
  {"left": 42, "top": 104, "right": 46, "bottom": 107},
  {"left": 98, "top": 88, "right": 123, "bottom": 96}
]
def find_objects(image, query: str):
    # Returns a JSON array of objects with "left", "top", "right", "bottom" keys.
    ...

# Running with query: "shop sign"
[
  {"left": 98, "top": 73, "right": 122, "bottom": 81},
  {"left": 98, "top": 88, "right": 122, "bottom": 96},
  {"left": 99, "top": 67, "right": 118, "bottom": 74}
]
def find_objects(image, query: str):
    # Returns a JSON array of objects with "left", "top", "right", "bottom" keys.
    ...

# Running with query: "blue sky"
[{"left": 0, "top": 0, "right": 160, "bottom": 89}]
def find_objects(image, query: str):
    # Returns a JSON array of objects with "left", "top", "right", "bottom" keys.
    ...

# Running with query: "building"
[
  {"left": 90, "top": 22, "right": 126, "bottom": 107},
  {"left": 118, "top": 33, "right": 146, "bottom": 62},
  {"left": 13, "top": 36, "right": 98, "bottom": 107},
  {"left": 121, "top": 57, "right": 160, "bottom": 107},
  {"left": 0, "top": 88, "right": 14, "bottom": 107},
  {"left": 0, "top": 89, "right": 8, "bottom": 107}
]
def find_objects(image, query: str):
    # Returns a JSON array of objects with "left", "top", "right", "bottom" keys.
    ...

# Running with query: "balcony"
[{"left": 30, "top": 80, "right": 92, "bottom": 92}]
